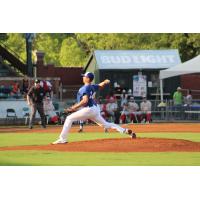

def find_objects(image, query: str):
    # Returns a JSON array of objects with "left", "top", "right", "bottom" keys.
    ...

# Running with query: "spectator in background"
[
  {"left": 22, "top": 76, "right": 29, "bottom": 94},
  {"left": 43, "top": 95, "right": 58, "bottom": 124},
  {"left": 120, "top": 96, "right": 140, "bottom": 124},
  {"left": 183, "top": 89, "right": 193, "bottom": 119},
  {"left": 40, "top": 80, "right": 53, "bottom": 98},
  {"left": 114, "top": 82, "right": 122, "bottom": 95},
  {"left": 173, "top": 87, "right": 183, "bottom": 106},
  {"left": 106, "top": 97, "right": 118, "bottom": 122},
  {"left": 184, "top": 89, "right": 193, "bottom": 107},
  {"left": 120, "top": 102, "right": 129, "bottom": 123},
  {"left": 97, "top": 96, "right": 107, "bottom": 119},
  {"left": 105, "top": 91, "right": 117, "bottom": 103},
  {"left": 11, "top": 81, "right": 21, "bottom": 98},
  {"left": 114, "top": 81, "right": 119, "bottom": 89},
  {"left": 128, "top": 89, "right": 132, "bottom": 96},
  {"left": 173, "top": 87, "right": 183, "bottom": 118},
  {"left": 140, "top": 97, "right": 152, "bottom": 123},
  {"left": 120, "top": 89, "right": 128, "bottom": 108},
  {"left": 128, "top": 96, "right": 140, "bottom": 123}
]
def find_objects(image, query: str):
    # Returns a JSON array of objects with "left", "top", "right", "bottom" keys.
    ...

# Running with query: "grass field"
[{"left": 0, "top": 131, "right": 200, "bottom": 166}]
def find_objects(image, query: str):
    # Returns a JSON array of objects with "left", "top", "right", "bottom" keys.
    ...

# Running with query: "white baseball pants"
[{"left": 59, "top": 105, "right": 125, "bottom": 141}]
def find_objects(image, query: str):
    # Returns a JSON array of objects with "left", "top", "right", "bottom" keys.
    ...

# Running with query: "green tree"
[
  {"left": 34, "top": 33, "right": 62, "bottom": 65},
  {"left": 59, "top": 37, "right": 87, "bottom": 66},
  {"left": 3, "top": 33, "right": 26, "bottom": 61},
  {"left": 2, "top": 33, "right": 200, "bottom": 67}
]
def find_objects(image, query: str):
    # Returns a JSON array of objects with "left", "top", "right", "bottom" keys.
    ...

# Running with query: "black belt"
[{"left": 88, "top": 104, "right": 97, "bottom": 107}]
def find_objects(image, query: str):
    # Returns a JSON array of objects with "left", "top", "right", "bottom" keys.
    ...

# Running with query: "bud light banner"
[
  {"left": 95, "top": 50, "right": 181, "bottom": 69},
  {"left": 133, "top": 75, "right": 147, "bottom": 97}
]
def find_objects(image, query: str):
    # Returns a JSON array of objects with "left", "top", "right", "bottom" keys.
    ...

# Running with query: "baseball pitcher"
[{"left": 52, "top": 72, "right": 136, "bottom": 144}]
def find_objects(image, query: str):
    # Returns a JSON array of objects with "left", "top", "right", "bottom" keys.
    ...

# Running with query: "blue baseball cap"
[{"left": 81, "top": 72, "right": 94, "bottom": 81}]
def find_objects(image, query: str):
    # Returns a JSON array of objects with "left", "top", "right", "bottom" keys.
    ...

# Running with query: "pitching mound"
[{"left": 1, "top": 138, "right": 200, "bottom": 152}]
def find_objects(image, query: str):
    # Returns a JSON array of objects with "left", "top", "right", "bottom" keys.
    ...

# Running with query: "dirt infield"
[
  {"left": 1, "top": 137, "right": 200, "bottom": 152},
  {"left": 1, "top": 123, "right": 200, "bottom": 152},
  {"left": 1, "top": 123, "right": 200, "bottom": 133}
]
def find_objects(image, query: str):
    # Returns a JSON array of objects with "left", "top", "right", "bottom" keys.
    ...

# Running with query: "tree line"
[{"left": 0, "top": 33, "right": 200, "bottom": 67}]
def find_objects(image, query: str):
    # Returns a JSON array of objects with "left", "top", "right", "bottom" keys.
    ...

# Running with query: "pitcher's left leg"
[{"left": 53, "top": 107, "right": 94, "bottom": 144}]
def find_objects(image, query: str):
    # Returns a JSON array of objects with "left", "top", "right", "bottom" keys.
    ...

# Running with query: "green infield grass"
[{"left": 0, "top": 131, "right": 200, "bottom": 166}]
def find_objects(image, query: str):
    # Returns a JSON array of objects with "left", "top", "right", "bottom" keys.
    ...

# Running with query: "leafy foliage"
[
  {"left": 2, "top": 33, "right": 200, "bottom": 66},
  {"left": 3, "top": 33, "right": 26, "bottom": 61}
]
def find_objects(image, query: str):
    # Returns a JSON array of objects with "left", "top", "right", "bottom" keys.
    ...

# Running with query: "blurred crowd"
[
  {"left": 1, "top": 76, "right": 197, "bottom": 126},
  {"left": 0, "top": 78, "right": 55, "bottom": 99},
  {"left": 173, "top": 87, "right": 193, "bottom": 108},
  {"left": 97, "top": 91, "right": 152, "bottom": 124},
  {"left": 0, "top": 77, "right": 30, "bottom": 99}
]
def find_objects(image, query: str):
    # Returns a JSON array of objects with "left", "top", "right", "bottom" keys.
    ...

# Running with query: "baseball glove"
[{"left": 64, "top": 107, "right": 76, "bottom": 114}]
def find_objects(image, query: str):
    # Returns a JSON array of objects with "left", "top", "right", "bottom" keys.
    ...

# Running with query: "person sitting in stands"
[
  {"left": 22, "top": 76, "right": 29, "bottom": 94},
  {"left": 128, "top": 96, "right": 140, "bottom": 123},
  {"left": 184, "top": 89, "right": 193, "bottom": 107},
  {"left": 140, "top": 97, "right": 152, "bottom": 123},
  {"left": 11, "top": 82, "right": 21, "bottom": 97},
  {"left": 105, "top": 91, "right": 117, "bottom": 103},
  {"left": 97, "top": 96, "right": 107, "bottom": 119},
  {"left": 114, "top": 82, "right": 122, "bottom": 95},
  {"left": 120, "top": 96, "right": 140, "bottom": 123},
  {"left": 106, "top": 97, "right": 118, "bottom": 122},
  {"left": 120, "top": 102, "right": 129, "bottom": 123},
  {"left": 120, "top": 89, "right": 128, "bottom": 108},
  {"left": 43, "top": 95, "right": 58, "bottom": 124}
]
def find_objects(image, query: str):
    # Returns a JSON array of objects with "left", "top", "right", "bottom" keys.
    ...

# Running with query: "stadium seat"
[
  {"left": 45, "top": 114, "right": 49, "bottom": 124},
  {"left": 6, "top": 108, "right": 17, "bottom": 124},
  {"left": 53, "top": 102, "right": 59, "bottom": 110},
  {"left": 22, "top": 107, "right": 30, "bottom": 125}
]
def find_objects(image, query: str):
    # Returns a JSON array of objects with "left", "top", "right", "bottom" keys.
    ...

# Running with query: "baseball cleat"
[
  {"left": 131, "top": 132, "right": 136, "bottom": 139},
  {"left": 124, "top": 129, "right": 136, "bottom": 139},
  {"left": 78, "top": 128, "right": 83, "bottom": 133},
  {"left": 52, "top": 138, "right": 68, "bottom": 145}
]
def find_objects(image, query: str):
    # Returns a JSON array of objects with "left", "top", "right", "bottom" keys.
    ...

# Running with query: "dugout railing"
[
  {"left": 58, "top": 98, "right": 200, "bottom": 123},
  {"left": 93, "top": 98, "right": 200, "bottom": 123},
  {"left": 0, "top": 98, "right": 200, "bottom": 125}
]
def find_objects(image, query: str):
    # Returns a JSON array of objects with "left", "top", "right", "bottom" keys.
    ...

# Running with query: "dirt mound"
[{"left": 1, "top": 138, "right": 200, "bottom": 152}]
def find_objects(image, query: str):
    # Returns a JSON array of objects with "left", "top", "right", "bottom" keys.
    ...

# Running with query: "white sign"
[
  {"left": 100, "top": 55, "right": 176, "bottom": 64},
  {"left": 95, "top": 50, "right": 181, "bottom": 69},
  {"left": 133, "top": 75, "right": 147, "bottom": 97}
]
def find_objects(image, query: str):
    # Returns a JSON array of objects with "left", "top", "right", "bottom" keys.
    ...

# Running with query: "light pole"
[{"left": 25, "top": 33, "right": 36, "bottom": 77}]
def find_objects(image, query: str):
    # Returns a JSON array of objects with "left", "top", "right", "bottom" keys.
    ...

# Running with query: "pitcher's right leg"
[{"left": 91, "top": 112, "right": 136, "bottom": 138}]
